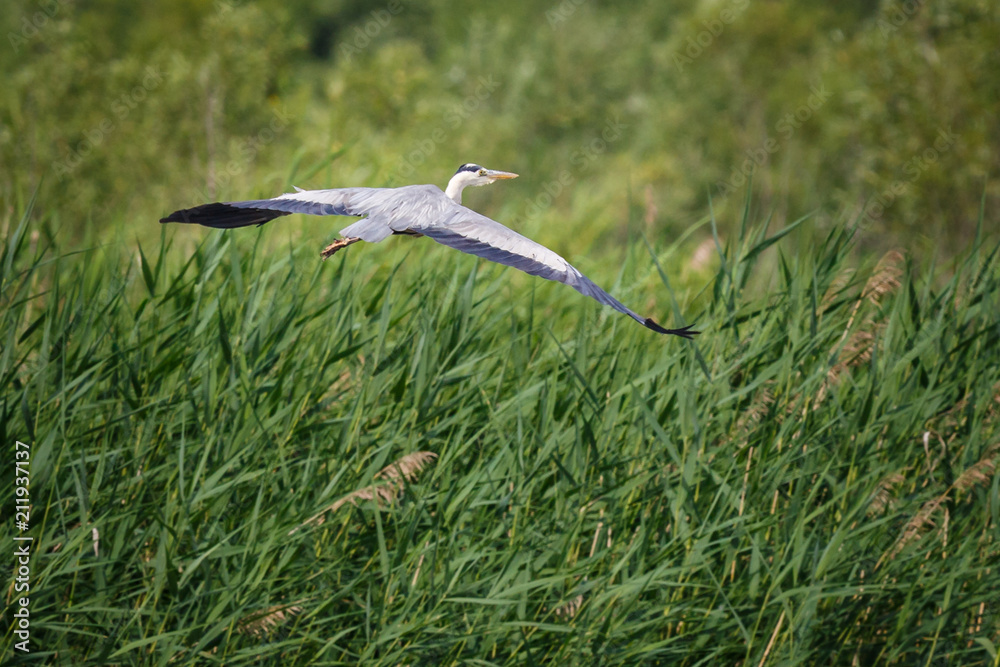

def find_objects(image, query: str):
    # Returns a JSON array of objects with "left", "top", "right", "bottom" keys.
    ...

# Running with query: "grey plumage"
[{"left": 160, "top": 164, "right": 698, "bottom": 338}]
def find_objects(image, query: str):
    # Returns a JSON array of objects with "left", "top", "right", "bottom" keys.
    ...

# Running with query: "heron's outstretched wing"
[
  {"left": 414, "top": 212, "right": 698, "bottom": 338},
  {"left": 160, "top": 187, "right": 374, "bottom": 227},
  {"left": 161, "top": 186, "right": 697, "bottom": 337},
  {"left": 160, "top": 185, "right": 450, "bottom": 243}
]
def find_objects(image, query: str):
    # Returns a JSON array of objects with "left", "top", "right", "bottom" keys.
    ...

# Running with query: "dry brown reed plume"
[
  {"left": 878, "top": 444, "right": 1000, "bottom": 567},
  {"left": 687, "top": 238, "right": 717, "bottom": 274},
  {"left": 820, "top": 266, "right": 856, "bottom": 310},
  {"left": 735, "top": 387, "right": 774, "bottom": 439},
  {"left": 815, "top": 250, "right": 905, "bottom": 404},
  {"left": 378, "top": 450, "right": 438, "bottom": 483},
  {"left": 821, "top": 248, "right": 901, "bottom": 313},
  {"left": 952, "top": 445, "right": 1000, "bottom": 492},
  {"left": 836, "top": 250, "right": 903, "bottom": 360},
  {"left": 289, "top": 451, "right": 437, "bottom": 535},
  {"left": 237, "top": 603, "right": 303, "bottom": 637},
  {"left": 553, "top": 594, "right": 584, "bottom": 619},
  {"left": 867, "top": 471, "right": 907, "bottom": 517},
  {"left": 643, "top": 184, "right": 658, "bottom": 230},
  {"left": 862, "top": 250, "right": 904, "bottom": 304}
]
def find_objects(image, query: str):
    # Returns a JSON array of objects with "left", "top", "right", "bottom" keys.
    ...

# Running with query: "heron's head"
[{"left": 445, "top": 163, "right": 519, "bottom": 203}]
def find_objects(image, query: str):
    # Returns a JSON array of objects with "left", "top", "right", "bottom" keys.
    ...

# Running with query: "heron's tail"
[
  {"left": 641, "top": 320, "right": 700, "bottom": 339},
  {"left": 159, "top": 202, "right": 290, "bottom": 229}
]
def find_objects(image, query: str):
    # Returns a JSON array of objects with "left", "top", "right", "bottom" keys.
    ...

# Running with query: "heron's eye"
[{"left": 478, "top": 169, "right": 486, "bottom": 176}]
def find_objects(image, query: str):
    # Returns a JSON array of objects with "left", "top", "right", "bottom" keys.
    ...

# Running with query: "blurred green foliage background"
[
  {"left": 2, "top": 0, "right": 997, "bottom": 256},
  {"left": 4, "top": 3, "right": 1000, "bottom": 663}
]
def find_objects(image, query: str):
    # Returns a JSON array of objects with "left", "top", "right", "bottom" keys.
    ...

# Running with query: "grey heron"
[{"left": 160, "top": 163, "right": 699, "bottom": 338}]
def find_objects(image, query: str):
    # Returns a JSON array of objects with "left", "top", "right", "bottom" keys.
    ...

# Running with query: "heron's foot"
[{"left": 321, "top": 237, "right": 361, "bottom": 260}]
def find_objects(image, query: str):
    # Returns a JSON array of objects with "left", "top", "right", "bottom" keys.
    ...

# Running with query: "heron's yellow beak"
[{"left": 488, "top": 170, "right": 519, "bottom": 180}]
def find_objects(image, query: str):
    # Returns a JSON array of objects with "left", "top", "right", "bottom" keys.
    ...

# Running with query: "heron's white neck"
[{"left": 445, "top": 172, "right": 476, "bottom": 203}]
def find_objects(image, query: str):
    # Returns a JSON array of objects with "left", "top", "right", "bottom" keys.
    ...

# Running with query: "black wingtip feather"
[
  {"left": 159, "top": 202, "right": 289, "bottom": 229},
  {"left": 643, "top": 319, "right": 700, "bottom": 339}
]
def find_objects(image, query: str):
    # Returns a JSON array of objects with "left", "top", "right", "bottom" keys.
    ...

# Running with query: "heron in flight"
[{"left": 160, "top": 164, "right": 698, "bottom": 338}]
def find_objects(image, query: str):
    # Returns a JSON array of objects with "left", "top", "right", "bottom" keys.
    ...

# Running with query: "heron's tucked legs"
[{"left": 321, "top": 236, "right": 361, "bottom": 260}]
